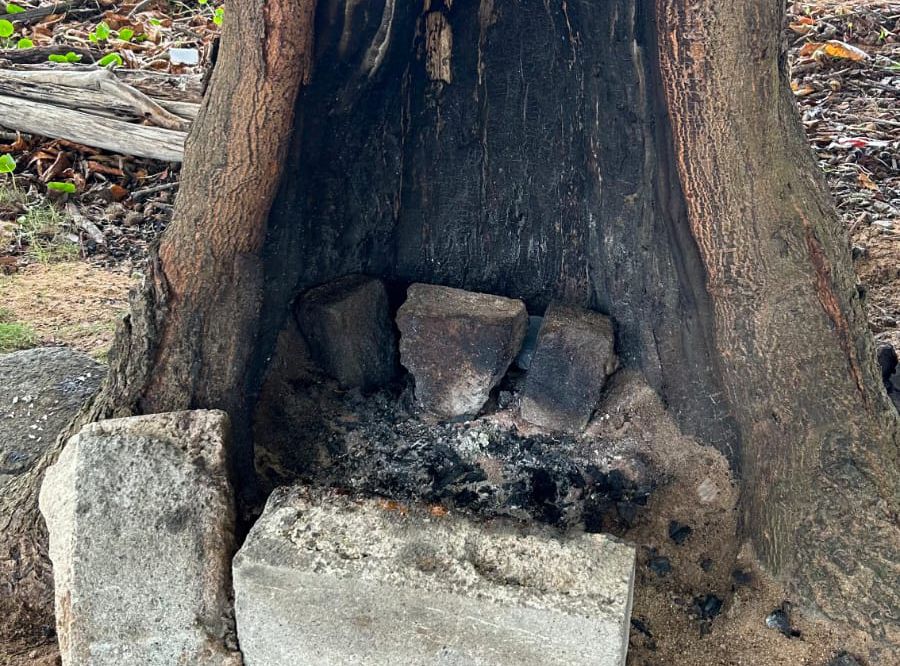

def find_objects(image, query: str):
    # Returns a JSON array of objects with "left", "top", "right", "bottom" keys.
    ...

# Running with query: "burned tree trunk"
[{"left": 5, "top": 0, "right": 898, "bottom": 657}]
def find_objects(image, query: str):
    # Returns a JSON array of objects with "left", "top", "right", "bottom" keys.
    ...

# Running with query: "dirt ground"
[{"left": 0, "top": 262, "right": 133, "bottom": 359}]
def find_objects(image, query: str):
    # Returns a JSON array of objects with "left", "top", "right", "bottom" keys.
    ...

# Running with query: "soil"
[{"left": 0, "top": 262, "right": 133, "bottom": 359}]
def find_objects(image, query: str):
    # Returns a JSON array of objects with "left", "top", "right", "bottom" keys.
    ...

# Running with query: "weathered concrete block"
[
  {"left": 39, "top": 411, "right": 240, "bottom": 666},
  {"left": 520, "top": 303, "right": 618, "bottom": 433},
  {"left": 295, "top": 274, "right": 397, "bottom": 390},
  {"left": 1, "top": 347, "right": 103, "bottom": 486},
  {"left": 233, "top": 487, "right": 635, "bottom": 666},
  {"left": 397, "top": 284, "right": 528, "bottom": 418}
]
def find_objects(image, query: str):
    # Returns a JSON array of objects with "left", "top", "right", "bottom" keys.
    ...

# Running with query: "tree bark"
[{"left": 656, "top": 0, "right": 899, "bottom": 646}]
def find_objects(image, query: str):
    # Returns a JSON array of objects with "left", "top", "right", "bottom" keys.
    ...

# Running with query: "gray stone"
[
  {"left": 514, "top": 315, "right": 543, "bottom": 370},
  {"left": 397, "top": 284, "right": 527, "bottom": 418},
  {"left": 520, "top": 303, "right": 618, "bottom": 433},
  {"left": 233, "top": 487, "right": 635, "bottom": 666},
  {"left": 39, "top": 410, "right": 240, "bottom": 666},
  {"left": 296, "top": 274, "right": 397, "bottom": 390},
  {"left": 1, "top": 347, "right": 103, "bottom": 486}
]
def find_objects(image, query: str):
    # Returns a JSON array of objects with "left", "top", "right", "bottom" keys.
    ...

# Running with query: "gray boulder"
[
  {"left": 39, "top": 410, "right": 241, "bottom": 666},
  {"left": 397, "top": 284, "right": 527, "bottom": 419},
  {"left": 233, "top": 486, "right": 635, "bottom": 666},
  {"left": 295, "top": 274, "right": 397, "bottom": 390},
  {"left": 520, "top": 303, "right": 618, "bottom": 433},
  {"left": 1, "top": 347, "right": 103, "bottom": 486}
]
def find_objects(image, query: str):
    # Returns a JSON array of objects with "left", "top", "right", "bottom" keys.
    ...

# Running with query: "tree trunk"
[
  {"left": 5, "top": 0, "right": 898, "bottom": 658},
  {"left": 0, "top": 0, "right": 315, "bottom": 653}
]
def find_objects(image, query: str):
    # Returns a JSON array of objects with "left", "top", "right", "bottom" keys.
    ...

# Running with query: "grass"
[
  {"left": 1, "top": 183, "right": 80, "bottom": 263},
  {"left": 0, "top": 308, "right": 37, "bottom": 352}
]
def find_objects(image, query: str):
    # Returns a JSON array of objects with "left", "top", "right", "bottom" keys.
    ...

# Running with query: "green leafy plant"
[
  {"left": 117, "top": 27, "right": 134, "bottom": 42},
  {"left": 16, "top": 37, "right": 32, "bottom": 48},
  {"left": 213, "top": 6, "right": 223, "bottom": 26},
  {"left": 47, "top": 181, "right": 76, "bottom": 194},
  {"left": 149, "top": 18, "right": 162, "bottom": 26},
  {"left": 88, "top": 21, "right": 111, "bottom": 43},
  {"left": 48, "top": 51, "right": 82, "bottom": 63},
  {"left": 5, "top": 3, "right": 25, "bottom": 13},
  {"left": 0, "top": 19, "right": 14, "bottom": 38},
  {"left": 0, "top": 153, "right": 16, "bottom": 174},
  {"left": 98, "top": 52, "right": 123, "bottom": 68}
]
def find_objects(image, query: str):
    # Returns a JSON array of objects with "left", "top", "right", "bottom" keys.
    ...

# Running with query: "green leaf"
[
  {"left": 149, "top": 18, "right": 161, "bottom": 26},
  {"left": 198, "top": 0, "right": 207, "bottom": 4},
  {"left": 48, "top": 54, "right": 67, "bottom": 63},
  {"left": 0, "top": 19, "right": 14, "bottom": 38},
  {"left": 47, "top": 181, "right": 77, "bottom": 194},
  {"left": 212, "top": 7, "right": 223, "bottom": 26},
  {"left": 93, "top": 21, "right": 110, "bottom": 40},
  {"left": 65, "top": 51, "right": 81, "bottom": 62},
  {"left": 117, "top": 27, "right": 133, "bottom": 42},
  {"left": 0, "top": 153, "right": 16, "bottom": 174},
  {"left": 5, "top": 3, "right": 25, "bottom": 14},
  {"left": 98, "top": 52, "right": 122, "bottom": 68},
  {"left": 134, "top": 33, "right": 147, "bottom": 43},
  {"left": 16, "top": 37, "right": 32, "bottom": 49},
  {"left": 88, "top": 32, "right": 97, "bottom": 42}
]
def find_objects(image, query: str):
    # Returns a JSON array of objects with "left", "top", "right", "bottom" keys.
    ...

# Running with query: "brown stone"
[
  {"left": 295, "top": 274, "right": 397, "bottom": 390},
  {"left": 520, "top": 303, "right": 617, "bottom": 433},
  {"left": 396, "top": 284, "right": 528, "bottom": 419}
]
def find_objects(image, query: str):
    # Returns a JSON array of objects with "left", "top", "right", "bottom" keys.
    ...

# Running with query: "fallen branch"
[
  {"left": 0, "top": 68, "right": 190, "bottom": 130},
  {"left": 0, "top": 75, "right": 199, "bottom": 121},
  {"left": 65, "top": 202, "right": 105, "bottom": 247},
  {"left": 0, "top": 0, "right": 90, "bottom": 24},
  {"left": 0, "top": 95, "right": 186, "bottom": 162},
  {"left": 0, "top": 46, "right": 99, "bottom": 65}
]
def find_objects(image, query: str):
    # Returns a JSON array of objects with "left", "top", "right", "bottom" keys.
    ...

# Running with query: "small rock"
[
  {"left": 765, "top": 604, "right": 801, "bottom": 638},
  {"left": 731, "top": 568, "right": 753, "bottom": 586},
  {"left": 694, "top": 594, "right": 723, "bottom": 620},
  {"left": 851, "top": 244, "right": 867, "bottom": 260},
  {"left": 396, "top": 284, "right": 527, "bottom": 419},
  {"left": 295, "top": 274, "right": 397, "bottom": 390},
  {"left": 876, "top": 342, "right": 897, "bottom": 383},
  {"left": 39, "top": 411, "right": 241, "bottom": 666},
  {"left": 826, "top": 651, "right": 863, "bottom": 666},
  {"left": 648, "top": 556, "right": 672, "bottom": 577},
  {"left": 668, "top": 520, "right": 693, "bottom": 545},
  {"left": 520, "top": 303, "right": 618, "bottom": 434}
]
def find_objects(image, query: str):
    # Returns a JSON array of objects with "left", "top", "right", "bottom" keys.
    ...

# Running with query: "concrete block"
[
  {"left": 396, "top": 284, "right": 527, "bottom": 418},
  {"left": 39, "top": 410, "right": 240, "bottom": 666},
  {"left": 233, "top": 487, "right": 634, "bottom": 665}
]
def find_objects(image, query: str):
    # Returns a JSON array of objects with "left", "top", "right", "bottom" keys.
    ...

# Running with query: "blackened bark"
[{"left": 259, "top": 0, "right": 739, "bottom": 460}]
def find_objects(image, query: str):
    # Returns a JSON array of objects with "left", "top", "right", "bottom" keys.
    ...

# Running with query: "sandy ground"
[{"left": 0, "top": 262, "right": 134, "bottom": 359}]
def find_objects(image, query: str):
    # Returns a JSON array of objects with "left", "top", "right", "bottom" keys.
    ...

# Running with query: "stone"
[
  {"left": 514, "top": 315, "right": 544, "bottom": 370},
  {"left": 233, "top": 486, "right": 635, "bottom": 666},
  {"left": 295, "top": 274, "right": 397, "bottom": 390},
  {"left": 39, "top": 410, "right": 240, "bottom": 666},
  {"left": 396, "top": 284, "right": 528, "bottom": 418},
  {"left": 1, "top": 347, "right": 103, "bottom": 486},
  {"left": 520, "top": 303, "right": 617, "bottom": 433}
]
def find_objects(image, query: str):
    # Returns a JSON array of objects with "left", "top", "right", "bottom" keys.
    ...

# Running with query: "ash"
[{"left": 258, "top": 380, "right": 653, "bottom": 534}]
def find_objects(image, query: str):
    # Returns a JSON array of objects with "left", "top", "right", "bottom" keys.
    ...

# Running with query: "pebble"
[{"left": 668, "top": 520, "right": 693, "bottom": 545}]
